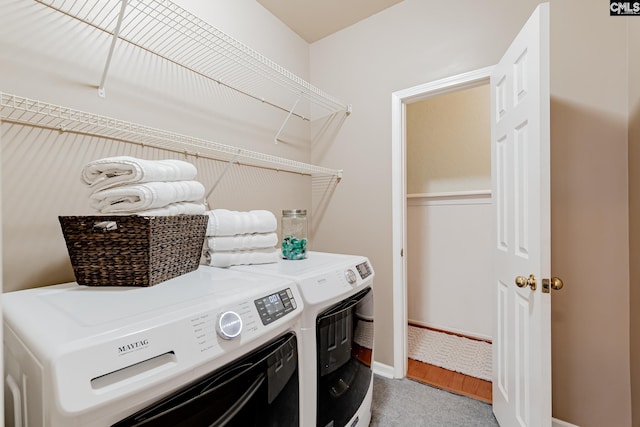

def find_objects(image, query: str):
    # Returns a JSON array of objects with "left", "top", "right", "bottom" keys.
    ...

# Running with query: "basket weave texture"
[{"left": 59, "top": 215, "right": 207, "bottom": 287}]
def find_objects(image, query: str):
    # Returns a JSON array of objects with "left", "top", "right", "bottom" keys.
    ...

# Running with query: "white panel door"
[{"left": 491, "top": 3, "right": 551, "bottom": 426}]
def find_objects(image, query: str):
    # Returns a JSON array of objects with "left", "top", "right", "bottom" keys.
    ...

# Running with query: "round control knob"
[
  {"left": 216, "top": 311, "right": 243, "bottom": 340},
  {"left": 345, "top": 269, "right": 357, "bottom": 285}
]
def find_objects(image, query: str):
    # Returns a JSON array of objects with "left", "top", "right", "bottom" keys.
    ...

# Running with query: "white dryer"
[
  {"left": 232, "top": 251, "right": 375, "bottom": 427},
  {"left": 3, "top": 266, "right": 304, "bottom": 426}
]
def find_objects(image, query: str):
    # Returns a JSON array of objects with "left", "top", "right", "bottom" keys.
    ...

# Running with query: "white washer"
[
  {"left": 3, "top": 266, "right": 304, "bottom": 426},
  {"left": 232, "top": 251, "right": 375, "bottom": 427}
]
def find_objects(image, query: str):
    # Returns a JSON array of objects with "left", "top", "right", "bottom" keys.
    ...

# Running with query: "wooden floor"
[
  {"left": 354, "top": 346, "right": 492, "bottom": 404},
  {"left": 406, "top": 357, "right": 492, "bottom": 404}
]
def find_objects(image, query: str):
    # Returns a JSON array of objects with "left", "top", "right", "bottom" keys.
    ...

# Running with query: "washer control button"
[
  {"left": 345, "top": 269, "right": 357, "bottom": 285},
  {"left": 216, "top": 311, "right": 243, "bottom": 340}
]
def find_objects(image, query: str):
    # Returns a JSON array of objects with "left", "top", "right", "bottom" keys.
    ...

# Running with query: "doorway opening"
[
  {"left": 404, "top": 81, "right": 493, "bottom": 402},
  {"left": 390, "top": 66, "right": 494, "bottom": 383}
]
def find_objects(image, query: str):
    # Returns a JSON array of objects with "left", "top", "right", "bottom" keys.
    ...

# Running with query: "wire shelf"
[
  {"left": 0, "top": 92, "right": 343, "bottom": 178},
  {"left": 35, "top": 0, "right": 351, "bottom": 120}
]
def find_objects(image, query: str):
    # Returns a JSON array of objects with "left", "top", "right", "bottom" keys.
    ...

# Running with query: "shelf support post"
[
  {"left": 98, "top": 0, "right": 128, "bottom": 98},
  {"left": 274, "top": 94, "right": 303, "bottom": 144},
  {"left": 204, "top": 150, "right": 242, "bottom": 209}
]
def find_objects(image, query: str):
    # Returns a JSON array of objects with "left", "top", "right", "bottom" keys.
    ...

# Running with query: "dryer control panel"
[
  {"left": 356, "top": 261, "right": 373, "bottom": 280},
  {"left": 254, "top": 288, "right": 298, "bottom": 325}
]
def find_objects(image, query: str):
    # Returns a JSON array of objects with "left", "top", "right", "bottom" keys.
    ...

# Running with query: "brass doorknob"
[
  {"left": 515, "top": 274, "right": 537, "bottom": 291},
  {"left": 550, "top": 277, "right": 563, "bottom": 290},
  {"left": 542, "top": 277, "right": 564, "bottom": 293}
]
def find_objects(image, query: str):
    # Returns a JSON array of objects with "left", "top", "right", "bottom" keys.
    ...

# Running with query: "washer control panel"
[
  {"left": 190, "top": 286, "right": 299, "bottom": 353},
  {"left": 254, "top": 288, "right": 297, "bottom": 325}
]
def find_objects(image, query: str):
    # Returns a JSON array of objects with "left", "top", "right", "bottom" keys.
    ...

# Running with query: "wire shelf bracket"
[
  {"left": 275, "top": 94, "right": 302, "bottom": 144},
  {"left": 97, "top": 0, "right": 128, "bottom": 98}
]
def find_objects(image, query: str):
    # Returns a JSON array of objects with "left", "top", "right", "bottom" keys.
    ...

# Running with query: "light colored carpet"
[
  {"left": 355, "top": 321, "right": 492, "bottom": 381},
  {"left": 371, "top": 375, "right": 499, "bottom": 427}
]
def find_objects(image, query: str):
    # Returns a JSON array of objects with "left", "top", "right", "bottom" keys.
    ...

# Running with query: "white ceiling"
[{"left": 256, "top": 0, "right": 404, "bottom": 43}]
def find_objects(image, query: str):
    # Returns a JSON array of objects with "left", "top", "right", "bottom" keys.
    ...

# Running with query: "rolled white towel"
[
  {"left": 82, "top": 156, "right": 198, "bottom": 192},
  {"left": 205, "top": 232, "right": 278, "bottom": 252},
  {"left": 90, "top": 181, "right": 205, "bottom": 214},
  {"left": 200, "top": 247, "right": 279, "bottom": 268},
  {"left": 136, "top": 202, "right": 207, "bottom": 216},
  {"left": 206, "top": 209, "right": 277, "bottom": 236}
]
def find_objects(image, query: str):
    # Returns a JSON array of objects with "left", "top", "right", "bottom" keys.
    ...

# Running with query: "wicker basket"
[{"left": 59, "top": 215, "right": 208, "bottom": 287}]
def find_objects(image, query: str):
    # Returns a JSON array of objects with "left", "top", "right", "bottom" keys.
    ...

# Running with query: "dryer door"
[{"left": 316, "top": 287, "right": 372, "bottom": 427}]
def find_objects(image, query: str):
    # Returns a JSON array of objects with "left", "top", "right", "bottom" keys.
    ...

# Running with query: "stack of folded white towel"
[
  {"left": 81, "top": 156, "right": 206, "bottom": 215},
  {"left": 201, "top": 209, "right": 279, "bottom": 268}
]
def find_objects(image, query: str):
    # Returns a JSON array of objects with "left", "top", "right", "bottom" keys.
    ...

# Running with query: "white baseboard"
[
  {"left": 372, "top": 361, "right": 395, "bottom": 378},
  {"left": 408, "top": 319, "right": 492, "bottom": 342},
  {"left": 552, "top": 418, "right": 579, "bottom": 427}
]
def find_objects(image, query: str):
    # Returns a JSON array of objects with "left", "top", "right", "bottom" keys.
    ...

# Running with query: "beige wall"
[
  {"left": 310, "top": 1, "right": 631, "bottom": 425},
  {"left": 549, "top": 3, "right": 630, "bottom": 425},
  {"left": 629, "top": 16, "right": 640, "bottom": 427},
  {"left": 406, "top": 84, "right": 491, "bottom": 194},
  {"left": 0, "top": 0, "right": 316, "bottom": 292}
]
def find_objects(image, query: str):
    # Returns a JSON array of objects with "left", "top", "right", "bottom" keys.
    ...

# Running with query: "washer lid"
[{"left": 3, "top": 266, "right": 296, "bottom": 351}]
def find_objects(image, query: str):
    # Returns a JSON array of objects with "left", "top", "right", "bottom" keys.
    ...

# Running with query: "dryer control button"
[
  {"left": 216, "top": 311, "right": 243, "bottom": 340},
  {"left": 345, "top": 269, "right": 357, "bottom": 285}
]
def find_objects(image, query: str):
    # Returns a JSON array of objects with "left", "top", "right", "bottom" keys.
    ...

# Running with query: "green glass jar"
[{"left": 281, "top": 209, "right": 307, "bottom": 260}]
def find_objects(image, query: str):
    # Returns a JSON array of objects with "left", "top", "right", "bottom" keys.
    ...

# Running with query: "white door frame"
[{"left": 390, "top": 66, "right": 494, "bottom": 378}]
